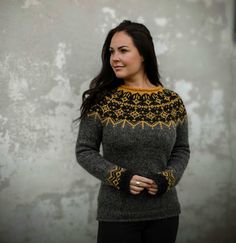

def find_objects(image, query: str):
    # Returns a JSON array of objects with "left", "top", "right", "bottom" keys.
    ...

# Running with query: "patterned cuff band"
[{"left": 107, "top": 166, "right": 133, "bottom": 191}]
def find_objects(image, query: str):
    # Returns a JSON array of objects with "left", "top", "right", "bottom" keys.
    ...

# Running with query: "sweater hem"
[{"left": 96, "top": 209, "right": 181, "bottom": 222}]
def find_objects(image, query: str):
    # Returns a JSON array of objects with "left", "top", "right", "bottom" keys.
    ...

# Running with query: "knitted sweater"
[{"left": 75, "top": 84, "right": 190, "bottom": 222}]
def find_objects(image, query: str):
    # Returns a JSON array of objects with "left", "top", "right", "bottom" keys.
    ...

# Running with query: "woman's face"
[{"left": 109, "top": 31, "right": 145, "bottom": 81}]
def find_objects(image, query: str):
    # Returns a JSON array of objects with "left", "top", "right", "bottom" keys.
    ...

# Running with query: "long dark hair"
[{"left": 78, "top": 20, "right": 162, "bottom": 120}]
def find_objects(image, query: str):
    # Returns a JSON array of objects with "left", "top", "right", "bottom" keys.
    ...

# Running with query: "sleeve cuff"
[
  {"left": 150, "top": 169, "right": 176, "bottom": 197},
  {"left": 106, "top": 166, "right": 133, "bottom": 192}
]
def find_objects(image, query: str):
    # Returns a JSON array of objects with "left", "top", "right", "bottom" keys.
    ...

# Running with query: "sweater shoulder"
[
  {"left": 163, "top": 88, "right": 185, "bottom": 101},
  {"left": 165, "top": 87, "right": 186, "bottom": 103},
  {"left": 163, "top": 88, "right": 188, "bottom": 118},
  {"left": 87, "top": 90, "right": 116, "bottom": 114}
]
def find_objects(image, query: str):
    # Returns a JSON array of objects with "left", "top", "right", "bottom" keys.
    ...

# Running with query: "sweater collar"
[{"left": 117, "top": 84, "right": 164, "bottom": 94}]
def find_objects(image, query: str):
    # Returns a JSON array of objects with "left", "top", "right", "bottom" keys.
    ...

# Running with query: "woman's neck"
[{"left": 123, "top": 75, "right": 157, "bottom": 89}]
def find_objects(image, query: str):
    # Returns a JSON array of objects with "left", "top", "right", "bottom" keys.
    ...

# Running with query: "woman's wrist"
[{"left": 149, "top": 172, "right": 169, "bottom": 197}]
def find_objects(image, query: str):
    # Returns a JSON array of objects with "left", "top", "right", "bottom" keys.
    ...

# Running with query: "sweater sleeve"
[
  {"left": 165, "top": 117, "right": 190, "bottom": 187},
  {"left": 75, "top": 113, "right": 133, "bottom": 191},
  {"left": 150, "top": 97, "right": 190, "bottom": 197}
]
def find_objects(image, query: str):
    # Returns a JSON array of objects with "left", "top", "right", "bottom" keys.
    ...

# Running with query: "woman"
[{"left": 75, "top": 20, "right": 190, "bottom": 243}]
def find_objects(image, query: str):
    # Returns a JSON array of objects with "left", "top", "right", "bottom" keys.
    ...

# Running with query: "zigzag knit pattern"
[
  {"left": 159, "top": 169, "right": 176, "bottom": 191},
  {"left": 88, "top": 85, "right": 187, "bottom": 129},
  {"left": 107, "top": 166, "right": 126, "bottom": 189}
]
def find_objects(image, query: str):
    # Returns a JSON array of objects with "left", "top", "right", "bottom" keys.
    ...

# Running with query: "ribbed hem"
[{"left": 96, "top": 209, "right": 181, "bottom": 222}]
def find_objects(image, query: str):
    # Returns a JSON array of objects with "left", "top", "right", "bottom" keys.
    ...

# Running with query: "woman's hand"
[
  {"left": 147, "top": 183, "right": 158, "bottom": 195},
  {"left": 130, "top": 175, "right": 158, "bottom": 195}
]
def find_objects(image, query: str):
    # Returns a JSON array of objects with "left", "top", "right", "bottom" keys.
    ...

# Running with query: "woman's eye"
[{"left": 120, "top": 49, "right": 128, "bottom": 53}]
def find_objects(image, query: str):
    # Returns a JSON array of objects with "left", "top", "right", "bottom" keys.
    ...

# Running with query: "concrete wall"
[{"left": 0, "top": 0, "right": 235, "bottom": 242}]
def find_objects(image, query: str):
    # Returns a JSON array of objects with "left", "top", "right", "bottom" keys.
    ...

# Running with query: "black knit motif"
[{"left": 88, "top": 86, "right": 187, "bottom": 128}]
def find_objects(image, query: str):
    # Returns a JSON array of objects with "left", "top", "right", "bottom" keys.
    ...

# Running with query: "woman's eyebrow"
[{"left": 109, "top": 45, "right": 129, "bottom": 50}]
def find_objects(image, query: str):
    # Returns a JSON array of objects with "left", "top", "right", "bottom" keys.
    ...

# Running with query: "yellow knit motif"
[
  {"left": 161, "top": 169, "right": 176, "bottom": 191},
  {"left": 88, "top": 86, "right": 187, "bottom": 129},
  {"left": 107, "top": 166, "right": 126, "bottom": 190}
]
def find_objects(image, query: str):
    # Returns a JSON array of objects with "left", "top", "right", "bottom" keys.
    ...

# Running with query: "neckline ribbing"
[{"left": 118, "top": 84, "right": 163, "bottom": 93}]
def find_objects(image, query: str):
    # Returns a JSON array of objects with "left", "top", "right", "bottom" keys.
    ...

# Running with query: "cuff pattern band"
[
  {"left": 107, "top": 166, "right": 126, "bottom": 190},
  {"left": 160, "top": 169, "right": 176, "bottom": 191}
]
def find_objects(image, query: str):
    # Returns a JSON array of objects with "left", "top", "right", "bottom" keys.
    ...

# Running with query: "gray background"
[{"left": 0, "top": 0, "right": 236, "bottom": 242}]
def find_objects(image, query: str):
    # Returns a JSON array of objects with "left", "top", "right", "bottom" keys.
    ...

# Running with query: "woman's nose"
[{"left": 111, "top": 51, "right": 120, "bottom": 61}]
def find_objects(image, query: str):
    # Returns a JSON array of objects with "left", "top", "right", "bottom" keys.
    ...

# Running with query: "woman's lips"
[{"left": 113, "top": 66, "right": 124, "bottom": 71}]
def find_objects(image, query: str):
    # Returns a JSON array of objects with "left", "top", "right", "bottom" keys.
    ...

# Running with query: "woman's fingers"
[
  {"left": 130, "top": 184, "right": 144, "bottom": 191},
  {"left": 149, "top": 183, "right": 158, "bottom": 189},
  {"left": 130, "top": 175, "right": 158, "bottom": 195},
  {"left": 130, "top": 184, "right": 158, "bottom": 195},
  {"left": 131, "top": 181, "right": 152, "bottom": 189},
  {"left": 148, "top": 187, "right": 158, "bottom": 193},
  {"left": 148, "top": 190, "right": 157, "bottom": 195},
  {"left": 130, "top": 189, "right": 141, "bottom": 195},
  {"left": 147, "top": 184, "right": 158, "bottom": 195},
  {"left": 129, "top": 185, "right": 144, "bottom": 195},
  {"left": 133, "top": 175, "right": 155, "bottom": 185},
  {"left": 130, "top": 175, "right": 154, "bottom": 189}
]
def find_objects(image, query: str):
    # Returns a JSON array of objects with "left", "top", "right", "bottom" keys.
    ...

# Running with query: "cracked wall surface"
[{"left": 0, "top": 0, "right": 236, "bottom": 243}]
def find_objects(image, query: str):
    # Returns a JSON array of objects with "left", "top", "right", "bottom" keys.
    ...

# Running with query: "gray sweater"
[{"left": 75, "top": 84, "right": 190, "bottom": 222}]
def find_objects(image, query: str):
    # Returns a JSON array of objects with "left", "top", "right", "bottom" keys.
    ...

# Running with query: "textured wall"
[{"left": 0, "top": 0, "right": 235, "bottom": 243}]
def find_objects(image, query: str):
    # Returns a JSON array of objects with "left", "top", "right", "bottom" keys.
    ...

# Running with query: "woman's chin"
[{"left": 115, "top": 74, "right": 125, "bottom": 79}]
